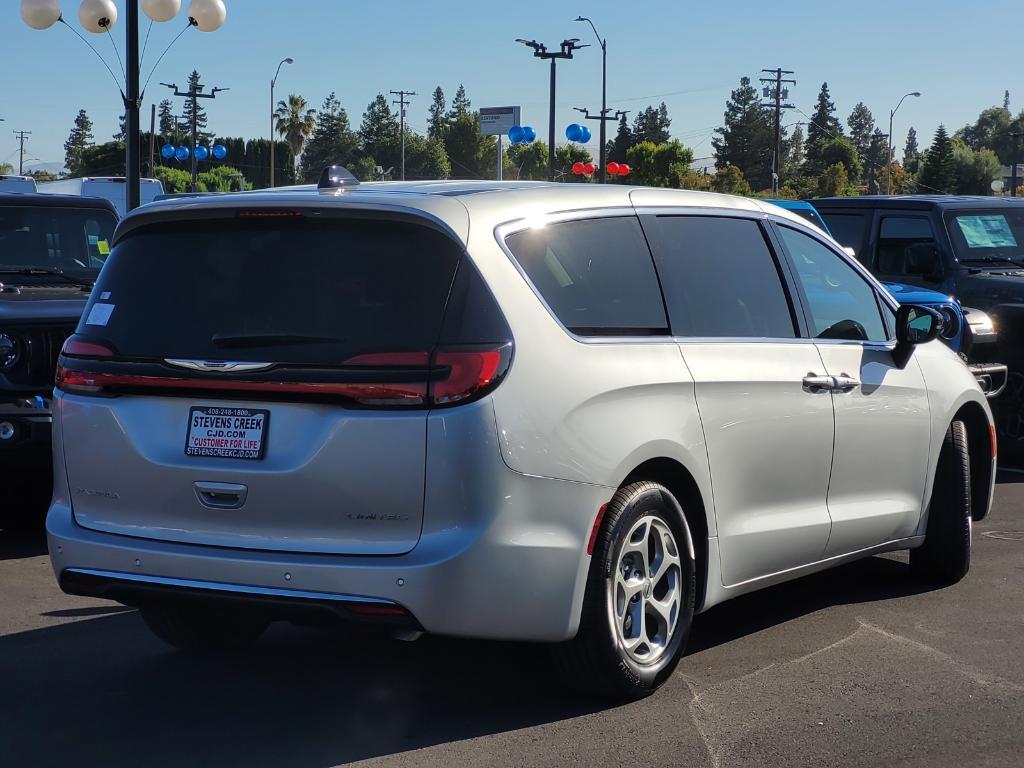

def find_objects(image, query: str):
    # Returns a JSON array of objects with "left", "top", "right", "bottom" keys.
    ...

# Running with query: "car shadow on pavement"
[{"left": 0, "top": 552, "right": 941, "bottom": 767}]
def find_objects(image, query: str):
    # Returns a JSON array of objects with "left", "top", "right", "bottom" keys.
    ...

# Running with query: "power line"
[
  {"left": 390, "top": 89, "right": 416, "bottom": 181},
  {"left": 760, "top": 68, "right": 796, "bottom": 195},
  {"left": 13, "top": 130, "right": 32, "bottom": 175}
]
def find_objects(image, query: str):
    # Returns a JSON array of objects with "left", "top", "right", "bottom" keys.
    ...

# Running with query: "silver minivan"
[{"left": 48, "top": 175, "right": 995, "bottom": 698}]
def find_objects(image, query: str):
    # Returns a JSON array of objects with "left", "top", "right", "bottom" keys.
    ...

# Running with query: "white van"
[
  {"left": 37, "top": 177, "right": 164, "bottom": 218},
  {"left": 0, "top": 175, "right": 38, "bottom": 193}
]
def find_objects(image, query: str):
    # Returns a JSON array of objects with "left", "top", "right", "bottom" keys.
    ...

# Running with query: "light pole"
[
  {"left": 163, "top": 80, "right": 228, "bottom": 191},
  {"left": 574, "top": 16, "right": 609, "bottom": 183},
  {"left": 888, "top": 91, "right": 920, "bottom": 195},
  {"left": 270, "top": 57, "right": 293, "bottom": 188},
  {"left": 516, "top": 37, "right": 587, "bottom": 182},
  {"left": 20, "top": 0, "right": 226, "bottom": 212}
]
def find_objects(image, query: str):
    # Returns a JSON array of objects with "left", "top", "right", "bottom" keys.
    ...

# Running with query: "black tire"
[
  {"left": 556, "top": 481, "right": 697, "bottom": 700},
  {"left": 140, "top": 602, "right": 270, "bottom": 652},
  {"left": 910, "top": 420, "right": 971, "bottom": 583}
]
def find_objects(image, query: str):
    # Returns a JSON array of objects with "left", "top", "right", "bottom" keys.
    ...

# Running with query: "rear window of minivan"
[{"left": 77, "top": 217, "right": 464, "bottom": 365}]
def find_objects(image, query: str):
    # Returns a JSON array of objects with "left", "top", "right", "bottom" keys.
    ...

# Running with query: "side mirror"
[
  {"left": 893, "top": 304, "right": 942, "bottom": 368},
  {"left": 905, "top": 243, "right": 942, "bottom": 282}
]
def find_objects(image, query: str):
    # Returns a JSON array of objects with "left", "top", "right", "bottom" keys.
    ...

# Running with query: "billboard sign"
[{"left": 480, "top": 106, "right": 522, "bottom": 136}]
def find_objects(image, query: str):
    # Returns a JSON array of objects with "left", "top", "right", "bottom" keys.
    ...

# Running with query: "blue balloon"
[
  {"left": 508, "top": 125, "right": 525, "bottom": 144},
  {"left": 174, "top": 146, "right": 190, "bottom": 162},
  {"left": 522, "top": 126, "right": 536, "bottom": 143},
  {"left": 160, "top": 144, "right": 175, "bottom": 160},
  {"left": 579, "top": 125, "right": 592, "bottom": 143},
  {"left": 195, "top": 145, "right": 210, "bottom": 161},
  {"left": 212, "top": 143, "right": 228, "bottom": 160},
  {"left": 565, "top": 123, "right": 583, "bottom": 142}
]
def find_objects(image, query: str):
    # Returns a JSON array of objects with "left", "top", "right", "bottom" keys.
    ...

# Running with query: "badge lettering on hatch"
[{"left": 347, "top": 512, "right": 411, "bottom": 522}]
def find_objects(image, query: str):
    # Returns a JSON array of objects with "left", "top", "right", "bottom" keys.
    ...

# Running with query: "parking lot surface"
[{"left": 2, "top": 477, "right": 1023, "bottom": 768}]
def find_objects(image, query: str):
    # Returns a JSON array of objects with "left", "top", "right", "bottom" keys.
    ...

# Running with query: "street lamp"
[
  {"left": 515, "top": 37, "right": 587, "bottom": 182},
  {"left": 888, "top": 91, "right": 920, "bottom": 195},
  {"left": 19, "top": 0, "right": 227, "bottom": 212},
  {"left": 270, "top": 56, "right": 293, "bottom": 188},
  {"left": 574, "top": 16, "right": 609, "bottom": 183}
]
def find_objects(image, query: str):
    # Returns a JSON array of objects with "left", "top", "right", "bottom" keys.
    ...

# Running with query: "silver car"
[{"left": 48, "top": 173, "right": 995, "bottom": 698}]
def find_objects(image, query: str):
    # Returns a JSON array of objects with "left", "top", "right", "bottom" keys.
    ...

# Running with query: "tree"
[
  {"left": 952, "top": 142, "right": 1001, "bottom": 195},
  {"left": 625, "top": 139, "right": 694, "bottom": 187},
  {"left": 274, "top": 93, "right": 317, "bottom": 166},
  {"left": 903, "top": 126, "right": 921, "bottom": 172},
  {"left": 918, "top": 124, "right": 956, "bottom": 194},
  {"left": 447, "top": 84, "right": 471, "bottom": 120},
  {"left": 0, "top": 162, "right": 14, "bottom": 175},
  {"left": 77, "top": 141, "right": 125, "bottom": 177},
  {"left": 443, "top": 111, "right": 496, "bottom": 179},
  {"left": 817, "top": 162, "right": 851, "bottom": 196},
  {"left": 676, "top": 168, "right": 713, "bottom": 191},
  {"left": 359, "top": 93, "right": 401, "bottom": 170},
  {"left": 181, "top": 70, "right": 213, "bottom": 144},
  {"left": 198, "top": 165, "right": 249, "bottom": 192},
  {"left": 299, "top": 92, "right": 360, "bottom": 182},
  {"left": 64, "top": 109, "right": 94, "bottom": 175},
  {"left": 403, "top": 133, "right": 451, "bottom": 180},
  {"left": 1005, "top": 90, "right": 1011, "bottom": 113},
  {"left": 507, "top": 141, "right": 548, "bottom": 180},
  {"left": 782, "top": 124, "right": 805, "bottom": 179},
  {"left": 864, "top": 128, "right": 890, "bottom": 190},
  {"left": 428, "top": 86, "right": 447, "bottom": 139},
  {"left": 878, "top": 161, "right": 911, "bottom": 194},
  {"left": 712, "top": 165, "right": 752, "bottom": 196},
  {"left": 847, "top": 102, "right": 875, "bottom": 163},
  {"left": 158, "top": 99, "right": 177, "bottom": 140},
  {"left": 153, "top": 165, "right": 191, "bottom": 193},
  {"left": 555, "top": 144, "right": 594, "bottom": 183},
  {"left": 805, "top": 82, "right": 843, "bottom": 174},
  {"left": 816, "top": 136, "right": 863, "bottom": 184},
  {"left": 241, "top": 138, "right": 293, "bottom": 189},
  {"left": 607, "top": 113, "right": 633, "bottom": 163},
  {"left": 632, "top": 103, "right": 672, "bottom": 145},
  {"left": 712, "top": 77, "right": 774, "bottom": 190}
]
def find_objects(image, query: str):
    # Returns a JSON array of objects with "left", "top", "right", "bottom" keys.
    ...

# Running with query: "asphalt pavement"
[{"left": 2, "top": 476, "right": 1023, "bottom": 768}]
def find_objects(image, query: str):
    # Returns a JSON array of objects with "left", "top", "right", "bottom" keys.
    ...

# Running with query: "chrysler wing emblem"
[{"left": 164, "top": 359, "right": 275, "bottom": 373}]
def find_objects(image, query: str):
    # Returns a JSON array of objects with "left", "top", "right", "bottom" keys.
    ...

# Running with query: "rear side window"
[
  {"left": 78, "top": 217, "right": 464, "bottom": 364},
  {"left": 819, "top": 212, "right": 867, "bottom": 258},
  {"left": 0, "top": 205, "right": 116, "bottom": 274},
  {"left": 647, "top": 216, "right": 797, "bottom": 338},
  {"left": 503, "top": 216, "right": 668, "bottom": 336},
  {"left": 875, "top": 216, "right": 938, "bottom": 279}
]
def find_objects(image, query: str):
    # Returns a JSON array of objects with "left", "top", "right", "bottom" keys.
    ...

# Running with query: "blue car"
[{"left": 768, "top": 199, "right": 1007, "bottom": 397}]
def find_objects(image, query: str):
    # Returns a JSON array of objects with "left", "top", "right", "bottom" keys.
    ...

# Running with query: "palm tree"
[{"left": 274, "top": 94, "right": 316, "bottom": 165}]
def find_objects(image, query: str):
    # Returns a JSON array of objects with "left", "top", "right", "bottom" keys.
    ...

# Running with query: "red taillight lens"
[
  {"left": 61, "top": 337, "right": 114, "bottom": 358},
  {"left": 430, "top": 344, "right": 512, "bottom": 405}
]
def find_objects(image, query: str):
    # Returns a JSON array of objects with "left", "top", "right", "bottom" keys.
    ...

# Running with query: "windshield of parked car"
[
  {"left": 946, "top": 208, "right": 1024, "bottom": 267},
  {"left": 0, "top": 205, "right": 116, "bottom": 281}
]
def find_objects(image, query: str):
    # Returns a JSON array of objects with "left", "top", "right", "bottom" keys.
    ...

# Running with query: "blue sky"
[{"left": 3, "top": 0, "right": 1022, "bottom": 174}]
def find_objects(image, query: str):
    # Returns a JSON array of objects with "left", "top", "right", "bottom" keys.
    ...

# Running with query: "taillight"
[
  {"left": 62, "top": 336, "right": 114, "bottom": 358},
  {"left": 430, "top": 344, "right": 512, "bottom": 405}
]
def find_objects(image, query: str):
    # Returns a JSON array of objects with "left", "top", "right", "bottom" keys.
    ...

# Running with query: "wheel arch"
[
  {"left": 621, "top": 457, "right": 711, "bottom": 612},
  {"left": 953, "top": 401, "right": 995, "bottom": 521}
]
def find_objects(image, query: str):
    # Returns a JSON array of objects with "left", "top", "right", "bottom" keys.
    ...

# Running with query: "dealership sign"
[{"left": 480, "top": 106, "right": 522, "bottom": 136}]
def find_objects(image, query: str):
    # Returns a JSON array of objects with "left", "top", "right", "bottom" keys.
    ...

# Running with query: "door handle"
[
  {"left": 832, "top": 373, "right": 860, "bottom": 393},
  {"left": 193, "top": 481, "right": 248, "bottom": 510},
  {"left": 802, "top": 373, "right": 835, "bottom": 393}
]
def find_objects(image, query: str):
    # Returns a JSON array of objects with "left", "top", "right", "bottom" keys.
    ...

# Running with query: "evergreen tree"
[
  {"left": 428, "top": 86, "right": 447, "bottom": 139},
  {"left": 1005, "top": 90, "right": 1011, "bottom": 113},
  {"left": 903, "top": 126, "right": 920, "bottom": 170},
  {"left": 403, "top": 132, "right": 451, "bottom": 180},
  {"left": 158, "top": 99, "right": 177, "bottom": 140},
  {"left": 847, "top": 102, "right": 875, "bottom": 163},
  {"left": 632, "top": 102, "right": 672, "bottom": 144},
  {"left": 359, "top": 94, "right": 401, "bottom": 170},
  {"left": 299, "top": 92, "right": 360, "bottom": 182},
  {"left": 64, "top": 109, "right": 94, "bottom": 175},
  {"left": 607, "top": 113, "right": 633, "bottom": 162},
  {"left": 181, "top": 70, "right": 214, "bottom": 144},
  {"left": 918, "top": 124, "right": 956, "bottom": 194},
  {"left": 507, "top": 141, "right": 548, "bottom": 180},
  {"left": 783, "top": 124, "right": 805, "bottom": 178},
  {"left": 805, "top": 82, "right": 843, "bottom": 174},
  {"left": 712, "top": 77, "right": 774, "bottom": 190},
  {"left": 447, "top": 84, "right": 471, "bottom": 120},
  {"left": 864, "top": 128, "right": 890, "bottom": 190},
  {"left": 443, "top": 111, "right": 496, "bottom": 179}
]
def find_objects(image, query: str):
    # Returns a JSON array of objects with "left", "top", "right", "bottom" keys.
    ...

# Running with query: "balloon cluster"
[
  {"left": 20, "top": 0, "right": 226, "bottom": 32},
  {"left": 161, "top": 143, "right": 228, "bottom": 162},
  {"left": 565, "top": 123, "right": 592, "bottom": 143},
  {"left": 507, "top": 126, "right": 537, "bottom": 145},
  {"left": 571, "top": 161, "right": 630, "bottom": 178},
  {"left": 606, "top": 162, "right": 631, "bottom": 177}
]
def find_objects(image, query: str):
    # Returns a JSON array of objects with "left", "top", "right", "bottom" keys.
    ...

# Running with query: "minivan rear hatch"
[{"left": 57, "top": 211, "right": 477, "bottom": 555}]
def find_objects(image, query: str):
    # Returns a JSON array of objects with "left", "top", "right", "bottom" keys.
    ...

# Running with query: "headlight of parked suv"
[{"left": 0, "top": 333, "right": 20, "bottom": 370}]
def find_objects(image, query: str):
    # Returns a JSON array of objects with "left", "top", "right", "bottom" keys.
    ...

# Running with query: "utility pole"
[
  {"left": 390, "top": 90, "right": 416, "bottom": 181},
  {"left": 148, "top": 103, "right": 156, "bottom": 178},
  {"left": 163, "top": 81, "right": 228, "bottom": 191},
  {"left": 760, "top": 68, "right": 795, "bottom": 195},
  {"left": 574, "top": 106, "right": 628, "bottom": 171},
  {"left": 13, "top": 131, "right": 32, "bottom": 175},
  {"left": 1011, "top": 132, "right": 1022, "bottom": 197}
]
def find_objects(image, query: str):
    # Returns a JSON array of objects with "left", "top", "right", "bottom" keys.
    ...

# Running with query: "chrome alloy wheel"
[{"left": 608, "top": 514, "right": 683, "bottom": 664}]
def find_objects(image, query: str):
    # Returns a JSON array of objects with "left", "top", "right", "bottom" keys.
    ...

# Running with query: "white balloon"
[
  {"left": 20, "top": 0, "right": 62, "bottom": 30},
  {"left": 187, "top": 0, "right": 226, "bottom": 32},
  {"left": 143, "top": 0, "right": 182, "bottom": 23},
  {"left": 79, "top": 0, "right": 118, "bottom": 33}
]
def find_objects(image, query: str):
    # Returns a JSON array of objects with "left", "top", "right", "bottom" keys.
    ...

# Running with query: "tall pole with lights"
[
  {"left": 516, "top": 37, "right": 586, "bottom": 181},
  {"left": 574, "top": 16, "right": 609, "bottom": 183},
  {"left": 20, "top": 0, "right": 226, "bottom": 212},
  {"left": 270, "top": 56, "right": 293, "bottom": 188},
  {"left": 888, "top": 91, "right": 920, "bottom": 195}
]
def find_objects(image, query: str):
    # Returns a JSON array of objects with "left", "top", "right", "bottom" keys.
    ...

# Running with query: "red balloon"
[
  {"left": 606, "top": 162, "right": 620, "bottom": 176},
  {"left": 618, "top": 163, "right": 631, "bottom": 177},
  {"left": 572, "top": 161, "right": 585, "bottom": 175},
  {"left": 583, "top": 162, "right": 595, "bottom": 176}
]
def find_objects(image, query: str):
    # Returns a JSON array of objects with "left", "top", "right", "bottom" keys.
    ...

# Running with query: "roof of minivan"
[
  {"left": 0, "top": 191, "right": 118, "bottom": 212},
  {"left": 116, "top": 180, "right": 812, "bottom": 242},
  {"left": 813, "top": 195, "right": 1024, "bottom": 210}
]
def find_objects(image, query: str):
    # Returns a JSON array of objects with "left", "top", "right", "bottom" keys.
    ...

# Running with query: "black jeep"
[{"left": 1, "top": 193, "right": 117, "bottom": 525}]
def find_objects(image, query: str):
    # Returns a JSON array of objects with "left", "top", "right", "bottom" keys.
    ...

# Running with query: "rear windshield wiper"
[
  {"left": 959, "top": 256, "right": 1024, "bottom": 267},
  {"left": 211, "top": 332, "right": 347, "bottom": 349},
  {"left": 0, "top": 267, "right": 95, "bottom": 288}
]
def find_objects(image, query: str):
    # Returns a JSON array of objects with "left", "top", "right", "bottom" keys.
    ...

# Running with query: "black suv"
[
  {"left": 1, "top": 193, "right": 117, "bottom": 524},
  {"left": 815, "top": 196, "right": 1024, "bottom": 452}
]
